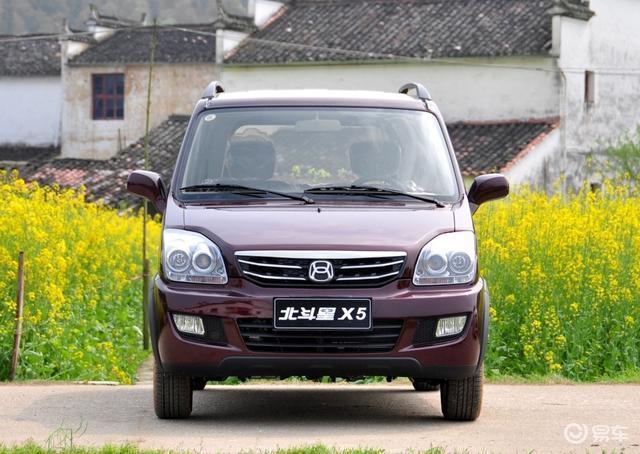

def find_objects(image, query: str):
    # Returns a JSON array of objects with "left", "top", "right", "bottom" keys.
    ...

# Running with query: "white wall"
[
  {"left": 61, "top": 64, "right": 219, "bottom": 160},
  {"left": 505, "top": 128, "right": 561, "bottom": 187},
  {"left": 0, "top": 76, "right": 62, "bottom": 146},
  {"left": 558, "top": 0, "right": 640, "bottom": 155},
  {"left": 255, "top": 1, "right": 284, "bottom": 27},
  {"left": 223, "top": 58, "right": 561, "bottom": 122}
]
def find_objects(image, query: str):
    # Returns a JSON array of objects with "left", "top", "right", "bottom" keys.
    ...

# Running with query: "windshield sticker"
[{"left": 204, "top": 114, "right": 217, "bottom": 122}]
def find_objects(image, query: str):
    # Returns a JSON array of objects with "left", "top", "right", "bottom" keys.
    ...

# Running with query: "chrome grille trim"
[
  {"left": 340, "top": 259, "right": 405, "bottom": 270},
  {"left": 236, "top": 250, "right": 407, "bottom": 287},
  {"left": 336, "top": 271, "right": 400, "bottom": 282},
  {"left": 235, "top": 250, "right": 407, "bottom": 259},
  {"left": 243, "top": 271, "right": 306, "bottom": 281},
  {"left": 237, "top": 259, "right": 302, "bottom": 269}
]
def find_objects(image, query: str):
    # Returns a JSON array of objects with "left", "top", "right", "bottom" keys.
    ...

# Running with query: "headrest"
[
  {"left": 226, "top": 139, "right": 276, "bottom": 180},
  {"left": 349, "top": 140, "right": 401, "bottom": 179}
]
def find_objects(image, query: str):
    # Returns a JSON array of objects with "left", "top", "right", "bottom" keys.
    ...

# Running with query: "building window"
[
  {"left": 92, "top": 74, "right": 124, "bottom": 120},
  {"left": 584, "top": 70, "right": 595, "bottom": 106}
]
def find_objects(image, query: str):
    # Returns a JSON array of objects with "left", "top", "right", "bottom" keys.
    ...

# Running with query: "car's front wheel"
[
  {"left": 439, "top": 364, "right": 483, "bottom": 421},
  {"left": 153, "top": 364, "right": 193, "bottom": 419}
]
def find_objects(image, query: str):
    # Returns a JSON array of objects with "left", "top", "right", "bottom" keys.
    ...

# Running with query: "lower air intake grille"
[{"left": 238, "top": 319, "right": 403, "bottom": 353}]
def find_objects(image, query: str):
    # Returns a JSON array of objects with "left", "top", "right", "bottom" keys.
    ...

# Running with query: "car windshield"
[{"left": 177, "top": 107, "right": 459, "bottom": 202}]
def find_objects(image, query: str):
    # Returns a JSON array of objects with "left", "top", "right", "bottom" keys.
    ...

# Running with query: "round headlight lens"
[
  {"left": 167, "top": 248, "right": 191, "bottom": 272},
  {"left": 426, "top": 253, "right": 447, "bottom": 274},
  {"left": 449, "top": 252, "right": 472, "bottom": 275},
  {"left": 194, "top": 252, "right": 212, "bottom": 270},
  {"left": 191, "top": 243, "right": 216, "bottom": 273}
]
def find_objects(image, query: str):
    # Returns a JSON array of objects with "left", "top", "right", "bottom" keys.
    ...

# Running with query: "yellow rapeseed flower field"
[
  {"left": 1, "top": 171, "right": 638, "bottom": 382},
  {"left": 0, "top": 171, "right": 160, "bottom": 383},
  {"left": 476, "top": 181, "right": 640, "bottom": 379}
]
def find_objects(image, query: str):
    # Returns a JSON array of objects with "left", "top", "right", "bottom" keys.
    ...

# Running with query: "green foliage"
[
  {"left": 476, "top": 183, "right": 640, "bottom": 380},
  {"left": 0, "top": 172, "right": 160, "bottom": 383},
  {"left": 601, "top": 127, "right": 640, "bottom": 181}
]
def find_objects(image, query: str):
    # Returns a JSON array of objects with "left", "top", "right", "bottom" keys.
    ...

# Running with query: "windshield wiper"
[
  {"left": 180, "top": 183, "right": 315, "bottom": 204},
  {"left": 304, "top": 185, "right": 445, "bottom": 207}
]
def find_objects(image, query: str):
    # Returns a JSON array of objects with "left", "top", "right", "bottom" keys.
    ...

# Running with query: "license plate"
[{"left": 273, "top": 298, "right": 372, "bottom": 330}]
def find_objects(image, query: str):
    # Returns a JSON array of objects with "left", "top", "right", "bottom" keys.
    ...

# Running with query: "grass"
[
  {"left": 0, "top": 443, "right": 451, "bottom": 454},
  {"left": 1, "top": 443, "right": 632, "bottom": 454}
]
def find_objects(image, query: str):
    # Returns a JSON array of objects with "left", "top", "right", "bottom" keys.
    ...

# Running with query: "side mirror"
[
  {"left": 468, "top": 173, "right": 509, "bottom": 214},
  {"left": 126, "top": 170, "right": 167, "bottom": 213}
]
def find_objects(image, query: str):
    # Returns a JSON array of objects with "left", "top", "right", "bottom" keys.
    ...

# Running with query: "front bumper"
[{"left": 151, "top": 276, "right": 489, "bottom": 379}]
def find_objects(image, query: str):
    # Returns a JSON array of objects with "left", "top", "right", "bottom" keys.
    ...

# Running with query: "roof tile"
[
  {"left": 227, "top": 0, "right": 555, "bottom": 64},
  {"left": 0, "top": 35, "right": 61, "bottom": 76}
]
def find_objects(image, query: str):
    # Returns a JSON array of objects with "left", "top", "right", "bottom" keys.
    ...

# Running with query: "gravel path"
[{"left": 0, "top": 382, "right": 638, "bottom": 453}]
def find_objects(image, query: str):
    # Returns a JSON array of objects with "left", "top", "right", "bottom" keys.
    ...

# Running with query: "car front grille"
[
  {"left": 235, "top": 251, "right": 406, "bottom": 287},
  {"left": 238, "top": 318, "right": 404, "bottom": 353}
]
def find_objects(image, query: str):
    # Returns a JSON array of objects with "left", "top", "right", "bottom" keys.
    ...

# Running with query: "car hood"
[{"left": 179, "top": 203, "right": 455, "bottom": 254}]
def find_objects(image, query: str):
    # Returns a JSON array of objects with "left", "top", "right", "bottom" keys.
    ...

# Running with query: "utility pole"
[{"left": 141, "top": 19, "right": 158, "bottom": 351}]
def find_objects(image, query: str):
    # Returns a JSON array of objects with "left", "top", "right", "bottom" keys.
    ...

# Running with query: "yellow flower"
[{"left": 523, "top": 344, "right": 535, "bottom": 358}]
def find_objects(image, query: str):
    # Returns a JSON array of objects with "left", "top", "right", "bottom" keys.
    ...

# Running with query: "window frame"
[
  {"left": 173, "top": 107, "right": 462, "bottom": 205},
  {"left": 584, "top": 70, "right": 596, "bottom": 107},
  {"left": 92, "top": 73, "right": 125, "bottom": 120}
]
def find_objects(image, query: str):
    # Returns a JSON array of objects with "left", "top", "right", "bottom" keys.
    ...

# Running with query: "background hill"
[{"left": 0, "top": 0, "right": 251, "bottom": 35}]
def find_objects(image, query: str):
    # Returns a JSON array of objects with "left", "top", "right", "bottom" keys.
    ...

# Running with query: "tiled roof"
[
  {"left": 20, "top": 116, "right": 188, "bottom": 207},
  {"left": 0, "top": 35, "right": 61, "bottom": 76},
  {"left": 96, "top": 115, "right": 188, "bottom": 206},
  {"left": 0, "top": 146, "right": 59, "bottom": 173},
  {"left": 226, "top": 0, "right": 556, "bottom": 64},
  {"left": 19, "top": 115, "right": 557, "bottom": 206},
  {"left": 449, "top": 120, "right": 558, "bottom": 176},
  {"left": 70, "top": 26, "right": 218, "bottom": 65},
  {"left": 71, "top": 5, "right": 257, "bottom": 67},
  {"left": 24, "top": 158, "right": 114, "bottom": 191}
]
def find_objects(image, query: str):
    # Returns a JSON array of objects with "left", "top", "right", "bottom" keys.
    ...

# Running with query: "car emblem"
[{"left": 308, "top": 260, "right": 335, "bottom": 282}]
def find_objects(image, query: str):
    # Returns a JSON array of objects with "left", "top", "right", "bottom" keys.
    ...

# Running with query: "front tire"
[
  {"left": 440, "top": 365, "right": 483, "bottom": 421},
  {"left": 153, "top": 364, "right": 193, "bottom": 419}
]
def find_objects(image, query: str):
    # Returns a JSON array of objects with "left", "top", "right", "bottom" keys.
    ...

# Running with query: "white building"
[
  {"left": 0, "top": 35, "right": 62, "bottom": 168},
  {"left": 6, "top": 0, "right": 640, "bottom": 199},
  {"left": 223, "top": 0, "right": 640, "bottom": 187}
]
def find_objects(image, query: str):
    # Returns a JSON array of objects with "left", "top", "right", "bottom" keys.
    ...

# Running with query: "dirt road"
[{"left": 0, "top": 382, "right": 638, "bottom": 453}]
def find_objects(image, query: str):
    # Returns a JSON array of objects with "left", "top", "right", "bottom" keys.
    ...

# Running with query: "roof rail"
[
  {"left": 398, "top": 82, "right": 432, "bottom": 101},
  {"left": 202, "top": 81, "right": 225, "bottom": 99}
]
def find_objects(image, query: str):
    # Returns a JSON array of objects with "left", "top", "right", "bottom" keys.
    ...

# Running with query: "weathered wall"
[
  {"left": 557, "top": 0, "right": 640, "bottom": 184},
  {"left": 222, "top": 58, "right": 561, "bottom": 123},
  {"left": 0, "top": 76, "right": 62, "bottom": 146},
  {"left": 505, "top": 128, "right": 561, "bottom": 188},
  {"left": 61, "top": 63, "right": 219, "bottom": 159}
]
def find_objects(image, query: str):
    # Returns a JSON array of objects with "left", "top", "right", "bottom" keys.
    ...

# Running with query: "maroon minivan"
[{"left": 128, "top": 81, "right": 508, "bottom": 420}]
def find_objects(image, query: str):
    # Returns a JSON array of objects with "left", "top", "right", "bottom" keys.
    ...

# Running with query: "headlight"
[
  {"left": 413, "top": 231, "right": 477, "bottom": 285},
  {"left": 163, "top": 229, "right": 228, "bottom": 284}
]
